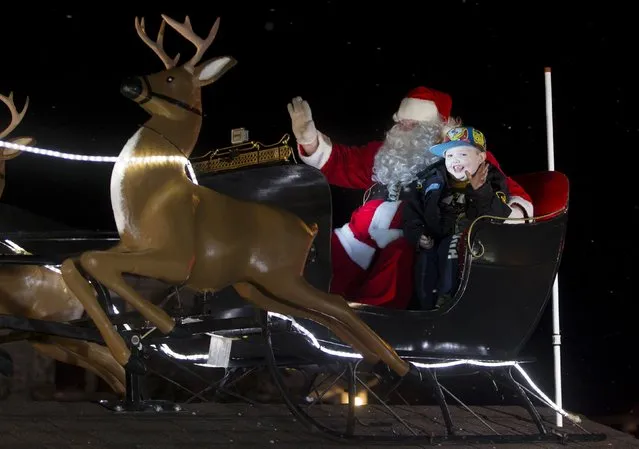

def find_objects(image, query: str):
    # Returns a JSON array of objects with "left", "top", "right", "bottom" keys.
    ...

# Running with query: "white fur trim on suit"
[
  {"left": 395, "top": 98, "right": 439, "bottom": 122},
  {"left": 297, "top": 131, "right": 333, "bottom": 169},
  {"left": 368, "top": 200, "right": 403, "bottom": 248},
  {"left": 333, "top": 200, "right": 404, "bottom": 269},
  {"left": 334, "top": 224, "right": 376, "bottom": 270},
  {"left": 505, "top": 196, "right": 534, "bottom": 224},
  {"left": 509, "top": 196, "right": 534, "bottom": 218},
  {"left": 370, "top": 228, "right": 403, "bottom": 248}
]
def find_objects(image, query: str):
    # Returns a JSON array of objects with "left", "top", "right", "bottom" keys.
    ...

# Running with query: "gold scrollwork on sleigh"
[{"left": 190, "top": 134, "right": 294, "bottom": 175}]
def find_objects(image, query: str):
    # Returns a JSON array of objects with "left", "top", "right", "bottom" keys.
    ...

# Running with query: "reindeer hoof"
[
  {"left": 371, "top": 361, "right": 422, "bottom": 400},
  {"left": 372, "top": 361, "right": 400, "bottom": 383},
  {"left": 167, "top": 325, "right": 191, "bottom": 339},
  {"left": 405, "top": 362, "right": 423, "bottom": 382},
  {"left": 371, "top": 361, "right": 402, "bottom": 400},
  {"left": 124, "top": 356, "right": 147, "bottom": 375}
]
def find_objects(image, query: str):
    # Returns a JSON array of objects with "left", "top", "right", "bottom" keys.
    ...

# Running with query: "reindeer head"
[
  {"left": 121, "top": 15, "right": 237, "bottom": 121},
  {"left": 0, "top": 92, "right": 34, "bottom": 198}
]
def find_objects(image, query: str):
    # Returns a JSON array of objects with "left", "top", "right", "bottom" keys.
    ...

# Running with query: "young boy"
[{"left": 402, "top": 126, "right": 515, "bottom": 309}]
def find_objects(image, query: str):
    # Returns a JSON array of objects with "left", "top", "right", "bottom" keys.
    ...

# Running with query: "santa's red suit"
[{"left": 296, "top": 88, "right": 533, "bottom": 309}]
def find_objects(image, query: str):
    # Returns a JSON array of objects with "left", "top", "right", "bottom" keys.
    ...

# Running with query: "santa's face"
[
  {"left": 444, "top": 146, "right": 486, "bottom": 181},
  {"left": 371, "top": 119, "right": 444, "bottom": 190}
]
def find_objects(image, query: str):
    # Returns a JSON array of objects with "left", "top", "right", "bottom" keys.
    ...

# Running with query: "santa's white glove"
[{"left": 287, "top": 97, "right": 318, "bottom": 146}]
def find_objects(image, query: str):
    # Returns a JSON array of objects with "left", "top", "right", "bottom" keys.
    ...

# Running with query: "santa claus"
[{"left": 287, "top": 87, "right": 532, "bottom": 309}]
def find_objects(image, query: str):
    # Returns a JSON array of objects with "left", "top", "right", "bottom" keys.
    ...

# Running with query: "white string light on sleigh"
[{"left": 0, "top": 138, "right": 199, "bottom": 185}]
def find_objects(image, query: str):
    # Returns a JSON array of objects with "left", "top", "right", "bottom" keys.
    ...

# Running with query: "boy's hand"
[
  {"left": 419, "top": 235, "right": 434, "bottom": 249},
  {"left": 466, "top": 162, "right": 488, "bottom": 190}
]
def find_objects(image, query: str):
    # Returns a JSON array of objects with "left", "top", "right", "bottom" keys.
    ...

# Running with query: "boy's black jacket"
[{"left": 402, "top": 160, "right": 512, "bottom": 247}]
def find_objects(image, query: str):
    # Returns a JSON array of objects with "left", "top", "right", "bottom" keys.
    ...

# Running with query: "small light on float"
[
  {"left": 231, "top": 127, "right": 250, "bottom": 144},
  {"left": 340, "top": 390, "right": 368, "bottom": 407}
]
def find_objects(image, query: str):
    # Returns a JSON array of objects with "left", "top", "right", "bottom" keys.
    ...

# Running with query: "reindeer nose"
[{"left": 120, "top": 77, "right": 143, "bottom": 99}]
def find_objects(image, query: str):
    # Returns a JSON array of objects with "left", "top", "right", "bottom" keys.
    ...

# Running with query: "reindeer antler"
[
  {"left": 135, "top": 17, "right": 181, "bottom": 70},
  {"left": 162, "top": 15, "right": 220, "bottom": 73},
  {"left": 0, "top": 92, "right": 29, "bottom": 140}
]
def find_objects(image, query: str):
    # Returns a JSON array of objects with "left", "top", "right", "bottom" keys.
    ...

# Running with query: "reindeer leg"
[
  {"left": 76, "top": 248, "right": 191, "bottom": 334},
  {"left": 61, "top": 184, "right": 198, "bottom": 368},
  {"left": 234, "top": 282, "right": 378, "bottom": 362},
  {"left": 61, "top": 259, "right": 134, "bottom": 368},
  {"left": 43, "top": 337, "right": 126, "bottom": 392},
  {"left": 256, "top": 275, "right": 410, "bottom": 377},
  {"left": 30, "top": 340, "right": 126, "bottom": 396}
]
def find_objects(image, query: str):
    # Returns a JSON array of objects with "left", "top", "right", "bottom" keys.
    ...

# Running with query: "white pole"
[{"left": 544, "top": 66, "right": 563, "bottom": 427}]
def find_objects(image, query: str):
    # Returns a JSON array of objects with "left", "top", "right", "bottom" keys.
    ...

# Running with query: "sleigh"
[{"left": 0, "top": 150, "right": 606, "bottom": 445}]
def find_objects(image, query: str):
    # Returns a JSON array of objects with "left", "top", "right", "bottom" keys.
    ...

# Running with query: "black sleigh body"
[{"left": 197, "top": 164, "right": 570, "bottom": 364}]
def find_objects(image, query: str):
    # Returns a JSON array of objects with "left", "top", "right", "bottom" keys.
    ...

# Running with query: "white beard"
[{"left": 372, "top": 120, "right": 444, "bottom": 199}]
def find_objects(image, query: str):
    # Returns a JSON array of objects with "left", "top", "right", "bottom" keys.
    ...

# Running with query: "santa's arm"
[
  {"left": 504, "top": 177, "right": 534, "bottom": 218},
  {"left": 484, "top": 152, "right": 534, "bottom": 219},
  {"left": 298, "top": 132, "right": 381, "bottom": 190}
]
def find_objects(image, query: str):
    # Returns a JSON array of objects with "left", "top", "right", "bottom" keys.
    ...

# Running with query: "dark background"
[{"left": 1, "top": 2, "right": 635, "bottom": 416}]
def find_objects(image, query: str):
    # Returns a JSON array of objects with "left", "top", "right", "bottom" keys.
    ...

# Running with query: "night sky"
[{"left": 1, "top": 3, "right": 635, "bottom": 416}]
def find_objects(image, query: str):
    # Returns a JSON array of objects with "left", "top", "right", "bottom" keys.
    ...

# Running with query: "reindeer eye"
[{"left": 166, "top": 76, "right": 174, "bottom": 83}]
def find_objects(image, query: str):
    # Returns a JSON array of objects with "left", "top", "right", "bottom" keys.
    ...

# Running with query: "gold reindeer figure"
[
  {"left": 0, "top": 92, "right": 126, "bottom": 395},
  {"left": 60, "top": 14, "right": 411, "bottom": 378}
]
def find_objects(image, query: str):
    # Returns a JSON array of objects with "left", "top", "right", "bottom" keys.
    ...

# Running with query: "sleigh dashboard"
[{"left": 190, "top": 134, "right": 295, "bottom": 176}]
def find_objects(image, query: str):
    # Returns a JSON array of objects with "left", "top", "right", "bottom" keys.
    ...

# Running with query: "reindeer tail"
[
  {"left": 305, "top": 222, "right": 319, "bottom": 238},
  {"left": 298, "top": 219, "right": 319, "bottom": 238}
]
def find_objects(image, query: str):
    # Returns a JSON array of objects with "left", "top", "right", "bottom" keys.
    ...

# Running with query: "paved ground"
[{"left": 0, "top": 400, "right": 637, "bottom": 449}]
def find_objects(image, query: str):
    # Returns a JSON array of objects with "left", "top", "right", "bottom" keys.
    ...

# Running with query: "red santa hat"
[{"left": 394, "top": 86, "right": 452, "bottom": 123}]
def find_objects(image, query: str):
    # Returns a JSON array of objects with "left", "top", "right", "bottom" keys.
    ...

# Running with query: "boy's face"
[{"left": 444, "top": 146, "right": 486, "bottom": 181}]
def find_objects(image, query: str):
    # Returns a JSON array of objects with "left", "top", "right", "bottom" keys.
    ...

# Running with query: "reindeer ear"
[
  {"left": 194, "top": 56, "right": 237, "bottom": 87},
  {"left": 11, "top": 136, "right": 34, "bottom": 146}
]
